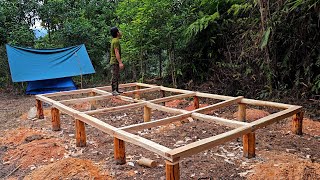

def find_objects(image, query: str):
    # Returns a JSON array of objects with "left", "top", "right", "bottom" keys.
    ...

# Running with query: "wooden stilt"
[
  {"left": 193, "top": 96, "right": 199, "bottom": 109},
  {"left": 144, "top": 106, "right": 151, "bottom": 122},
  {"left": 75, "top": 119, "right": 86, "bottom": 147},
  {"left": 114, "top": 138, "right": 126, "bottom": 165},
  {"left": 165, "top": 161, "right": 180, "bottom": 180},
  {"left": 135, "top": 85, "right": 140, "bottom": 99},
  {"left": 292, "top": 111, "right": 303, "bottom": 135},
  {"left": 243, "top": 132, "right": 255, "bottom": 158},
  {"left": 36, "top": 99, "right": 44, "bottom": 119},
  {"left": 238, "top": 103, "right": 246, "bottom": 122},
  {"left": 89, "top": 91, "right": 97, "bottom": 106},
  {"left": 51, "top": 107, "right": 61, "bottom": 131},
  {"left": 161, "top": 90, "right": 166, "bottom": 106}
]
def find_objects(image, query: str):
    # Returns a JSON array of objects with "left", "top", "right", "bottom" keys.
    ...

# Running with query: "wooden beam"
[
  {"left": 123, "top": 87, "right": 161, "bottom": 96},
  {"left": 193, "top": 96, "right": 199, "bottom": 109},
  {"left": 166, "top": 161, "right": 180, "bottom": 180},
  {"left": 240, "top": 98, "right": 292, "bottom": 109},
  {"left": 75, "top": 119, "right": 86, "bottom": 147},
  {"left": 114, "top": 129, "right": 172, "bottom": 161},
  {"left": 191, "top": 113, "right": 248, "bottom": 128},
  {"left": 146, "top": 102, "right": 187, "bottom": 114},
  {"left": 84, "top": 101, "right": 146, "bottom": 115},
  {"left": 92, "top": 88, "right": 112, "bottom": 95},
  {"left": 191, "top": 96, "right": 243, "bottom": 114},
  {"left": 243, "top": 132, "right": 255, "bottom": 158},
  {"left": 166, "top": 125, "right": 253, "bottom": 159},
  {"left": 44, "top": 88, "right": 93, "bottom": 97},
  {"left": 114, "top": 138, "right": 126, "bottom": 165},
  {"left": 149, "top": 93, "right": 196, "bottom": 104},
  {"left": 36, "top": 99, "right": 44, "bottom": 119},
  {"left": 292, "top": 111, "right": 304, "bottom": 135},
  {"left": 59, "top": 94, "right": 113, "bottom": 105},
  {"left": 238, "top": 103, "right": 246, "bottom": 122},
  {"left": 196, "top": 92, "right": 233, "bottom": 101},
  {"left": 135, "top": 85, "right": 140, "bottom": 99},
  {"left": 95, "top": 83, "right": 137, "bottom": 91},
  {"left": 144, "top": 106, "right": 151, "bottom": 122},
  {"left": 120, "top": 113, "right": 192, "bottom": 132},
  {"left": 51, "top": 107, "right": 61, "bottom": 131},
  {"left": 135, "top": 82, "right": 159, "bottom": 88},
  {"left": 160, "top": 86, "right": 194, "bottom": 94},
  {"left": 249, "top": 106, "right": 302, "bottom": 131}
]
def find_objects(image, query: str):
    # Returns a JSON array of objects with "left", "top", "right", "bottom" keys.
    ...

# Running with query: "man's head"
[{"left": 110, "top": 27, "right": 122, "bottom": 38}]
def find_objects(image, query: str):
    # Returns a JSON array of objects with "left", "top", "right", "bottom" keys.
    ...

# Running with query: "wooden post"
[
  {"left": 75, "top": 119, "right": 86, "bottom": 147},
  {"left": 89, "top": 91, "right": 97, "bottom": 106},
  {"left": 165, "top": 161, "right": 180, "bottom": 180},
  {"left": 144, "top": 106, "right": 151, "bottom": 122},
  {"left": 238, "top": 103, "right": 246, "bottom": 122},
  {"left": 51, "top": 107, "right": 61, "bottom": 131},
  {"left": 243, "top": 132, "right": 255, "bottom": 158},
  {"left": 292, "top": 111, "right": 303, "bottom": 135},
  {"left": 161, "top": 90, "right": 166, "bottom": 106},
  {"left": 135, "top": 85, "right": 140, "bottom": 99},
  {"left": 36, "top": 99, "right": 44, "bottom": 119},
  {"left": 193, "top": 96, "right": 199, "bottom": 109},
  {"left": 114, "top": 138, "right": 126, "bottom": 165}
]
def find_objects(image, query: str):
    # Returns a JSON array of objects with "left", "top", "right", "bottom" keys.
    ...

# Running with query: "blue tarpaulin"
[
  {"left": 26, "top": 77, "right": 77, "bottom": 95},
  {"left": 5, "top": 44, "right": 95, "bottom": 94}
]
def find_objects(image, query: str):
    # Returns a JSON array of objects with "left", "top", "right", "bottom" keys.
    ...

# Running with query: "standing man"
[{"left": 110, "top": 27, "right": 124, "bottom": 96}]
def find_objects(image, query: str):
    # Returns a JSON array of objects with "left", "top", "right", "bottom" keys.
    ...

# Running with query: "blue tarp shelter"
[{"left": 6, "top": 44, "right": 95, "bottom": 94}]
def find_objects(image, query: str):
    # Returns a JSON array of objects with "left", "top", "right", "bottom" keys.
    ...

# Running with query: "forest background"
[{"left": 0, "top": 0, "right": 319, "bottom": 104}]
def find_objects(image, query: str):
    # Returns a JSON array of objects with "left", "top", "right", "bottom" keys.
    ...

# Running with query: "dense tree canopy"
[{"left": 0, "top": 0, "right": 319, "bottom": 98}]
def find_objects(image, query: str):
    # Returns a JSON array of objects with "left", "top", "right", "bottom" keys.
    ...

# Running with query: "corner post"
[
  {"left": 114, "top": 137, "right": 126, "bottom": 165},
  {"left": 51, "top": 107, "right": 61, "bottom": 131},
  {"left": 75, "top": 119, "right": 86, "bottom": 147},
  {"left": 36, "top": 99, "right": 44, "bottom": 119},
  {"left": 165, "top": 160, "right": 180, "bottom": 180},
  {"left": 89, "top": 91, "right": 97, "bottom": 107},
  {"left": 243, "top": 132, "right": 255, "bottom": 158},
  {"left": 292, "top": 111, "right": 304, "bottom": 135}
]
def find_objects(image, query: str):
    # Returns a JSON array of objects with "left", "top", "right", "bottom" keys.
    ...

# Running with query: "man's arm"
[{"left": 115, "top": 48, "right": 124, "bottom": 69}]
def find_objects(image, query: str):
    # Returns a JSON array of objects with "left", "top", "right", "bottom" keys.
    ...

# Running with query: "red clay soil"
[
  {"left": 248, "top": 150, "right": 320, "bottom": 180},
  {"left": 233, "top": 109, "right": 270, "bottom": 121},
  {"left": 24, "top": 158, "right": 111, "bottom": 180}
]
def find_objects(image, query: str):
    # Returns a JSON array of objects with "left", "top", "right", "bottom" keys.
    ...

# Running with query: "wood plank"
[
  {"left": 149, "top": 93, "right": 196, "bottom": 103},
  {"left": 191, "top": 96, "right": 243, "bottom": 114},
  {"left": 120, "top": 113, "right": 192, "bottom": 132},
  {"left": 114, "top": 129, "right": 172, "bottom": 161},
  {"left": 122, "top": 87, "right": 161, "bottom": 95},
  {"left": 195, "top": 92, "right": 234, "bottom": 101},
  {"left": 191, "top": 113, "right": 248, "bottom": 128},
  {"left": 160, "top": 86, "right": 194, "bottom": 94},
  {"left": 240, "top": 98, "right": 292, "bottom": 109},
  {"left": 146, "top": 102, "right": 188, "bottom": 114},
  {"left": 84, "top": 102, "right": 146, "bottom": 115},
  {"left": 59, "top": 94, "right": 113, "bottom": 105},
  {"left": 166, "top": 125, "right": 253, "bottom": 159},
  {"left": 92, "top": 88, "right": 112, "bottom": 95},
  {"left": 36, "top": 95, "right": 80, "bottom": 116},
  {"left": 96, "top": 83, "right": 137, "bottom": 90},
  {"left": 135, "top": 82, "right": 159, "bottom": 88},
  {"left": 249, "top": 106, "right": 302, "bottom": 130},
  {"left": 44, "top": 88, "right": 93, "bottom": 97}
]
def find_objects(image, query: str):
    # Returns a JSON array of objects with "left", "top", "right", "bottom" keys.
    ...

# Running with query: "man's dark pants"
[{"left": 111, "top": 64, "right": 120, "bottom": 92}]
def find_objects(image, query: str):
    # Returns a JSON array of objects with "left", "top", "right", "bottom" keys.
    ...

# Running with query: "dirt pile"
[
  {"left": 248, "top": 151, "right": 320, "bottom": 179},
  {"left": 24, "top": 158, "right": 112, "bottom": 180}
]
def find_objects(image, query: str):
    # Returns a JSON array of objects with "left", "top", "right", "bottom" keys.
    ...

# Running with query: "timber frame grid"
[{"left": 35, "top": 82, "right": 304, "bottom": 180}]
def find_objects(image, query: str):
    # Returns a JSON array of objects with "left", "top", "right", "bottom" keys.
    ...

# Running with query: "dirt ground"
[{"left": 0, "top": 90, "right": 319, "bottom": 180}]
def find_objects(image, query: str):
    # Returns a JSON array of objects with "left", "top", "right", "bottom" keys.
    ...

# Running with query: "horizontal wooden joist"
[
  {"left": 165, "top": 125, "right": 253, "bottom": 159},
  {"left": 36, "top": 95, "right": 80, "bottom": 116},
  {"left": 84, "top": 101, "right": 147, "bottom": 115},
  {"left": 146, "top": 102, "right": 188, "bottom": 114},
  {"left": 120, "top": 113, "right": 192, "bottom": 132},
  {"left": 122, "top": 87, "right": 161, "bottom": 95},
  {"left": 191, "top": 113, "right": 248, "bottom": 128},
  {"left": 114, "top": 129, "right": 172, "bottom": 161},
  {"left": 59, "top": 94, "right": 113, "bottom": 105},
  {"left": 92, "top": 88, "right": 111, "bottom": 95},
  {"left": 95, "top": 83, "right": 138, "bottom": 91},
  {"left": 43, "top": 88, "right": 94, "bottom": 97},
  {"left": 149, "top": 93, "right": 196, "bottom": 103},
  {"left": 191, "top": 96, "right": 243, "bottom": 114},
  {"left": 249, "top": 106, "right": 302, "bottom": 130}
]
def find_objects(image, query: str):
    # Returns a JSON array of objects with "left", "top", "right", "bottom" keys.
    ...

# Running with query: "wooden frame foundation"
[{"left": 35, "top": 82, "right": 303, "bottom": 179}]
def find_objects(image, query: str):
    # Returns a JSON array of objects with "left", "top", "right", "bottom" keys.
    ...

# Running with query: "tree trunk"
[{"left": 159, "top": 49, "right": 162, "bottom": 78}]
